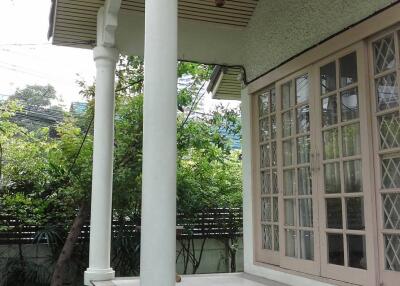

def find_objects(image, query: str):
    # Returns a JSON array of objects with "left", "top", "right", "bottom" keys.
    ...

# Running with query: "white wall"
[{"left": 0, "top": 239, "right": 244, "bottom": 282}]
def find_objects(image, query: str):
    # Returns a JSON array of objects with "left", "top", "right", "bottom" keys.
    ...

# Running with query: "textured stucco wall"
[{"left": 243, "top": 0, "right": 396, "bottom": 81}]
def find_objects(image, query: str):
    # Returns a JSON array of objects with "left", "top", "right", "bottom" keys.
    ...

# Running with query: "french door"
[
  {"left": 253, "top": 43, "right": 378, "bottom": 285},
  {"left": 254, "top": 86, "right": 280, "bottom": 265},
  {"left": 314, "top": 44, "right": 378, "bottom": 286},
  {"left": 275, "top": 68, "right": 321, "bottom": 275}
]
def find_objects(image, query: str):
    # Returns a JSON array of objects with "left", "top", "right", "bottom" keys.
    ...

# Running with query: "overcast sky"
[
  {"left": 0, "top": 0, "right": 239, "bottom": 111},
  {"left": 0, "top": 0, "right": 96, "bottom": 108}
]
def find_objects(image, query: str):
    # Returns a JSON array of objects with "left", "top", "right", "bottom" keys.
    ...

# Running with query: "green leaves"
[{"left": 9, "top": 85, "right": 57, "bottom": 109}]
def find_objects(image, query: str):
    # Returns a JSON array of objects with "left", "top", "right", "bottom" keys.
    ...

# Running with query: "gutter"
[
  {"left": 206, "top": 65, "right": 223, "bottom": 94},
  {"left": 47, "top": 0, "right": 57, "bottom": 40}
]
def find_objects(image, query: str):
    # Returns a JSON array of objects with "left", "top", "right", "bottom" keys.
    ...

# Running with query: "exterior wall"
[
  {"left": 240, "top": 89, "right": 333, "bottom": 286},
  {"left": 243, "top": 0, "right": 396, "bottom": 82},
  {"left": 116, "top": 11, "right": 245, "bottom": 66},
  {"left": 0, "top": 239, "right": 244, "bottom": 282}
]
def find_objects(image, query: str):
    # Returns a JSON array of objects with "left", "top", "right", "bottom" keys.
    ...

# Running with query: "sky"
[
  {"left": 0, "top": 0, "right": 95, "bottom": 108},
  {"left": 0, "top": 0, "right": 239, "bottom": 111}
]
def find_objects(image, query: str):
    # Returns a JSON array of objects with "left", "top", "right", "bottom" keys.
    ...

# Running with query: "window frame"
[{"left": 368, "top": 26, "right": 400, "bottom": 286}]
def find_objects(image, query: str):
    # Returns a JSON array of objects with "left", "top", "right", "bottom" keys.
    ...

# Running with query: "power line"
[
  {"left": 0, "top": 40, "right": 94, "bottom": 47},
  {"left": 0, "top": 43, "right": 52, "bottom": 46},
  {"left": 67, "top": 113, "right": 94, "bottom": 175}
]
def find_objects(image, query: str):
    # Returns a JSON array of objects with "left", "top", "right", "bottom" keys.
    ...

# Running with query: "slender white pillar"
[
  {"left": 140, "top": 0, "right": 178, "bottom": 286},
  {"left": 240, "top": 87, "right": 255, "bottom": 273},
  {"left": 84, "top": 46, "right": 119, "bottom": 286}
]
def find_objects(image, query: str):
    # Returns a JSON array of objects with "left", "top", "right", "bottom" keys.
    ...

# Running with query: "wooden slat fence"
[{"left": 0, "top": 208, "right": 242, "bottom": 244}]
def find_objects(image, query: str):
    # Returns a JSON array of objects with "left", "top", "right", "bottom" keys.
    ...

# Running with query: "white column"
[
  {"left": 84, "top": 46, "right": 119, "bottom": 286},
  {"left": 140, "top": 0, "right": 178, "bottom": 285},
  {"left": 240, "top": 87, "right": 255, "bottom": 273}
]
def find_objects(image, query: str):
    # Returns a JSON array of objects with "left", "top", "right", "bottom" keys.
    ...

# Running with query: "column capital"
[
  {"left": 93, "top": 46, "right": 119, "bottom": 63},
  {"left": 97, "top": 0, "right": 122, "bottom": 47}
]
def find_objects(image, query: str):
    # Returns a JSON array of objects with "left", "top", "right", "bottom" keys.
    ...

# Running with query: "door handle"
[
  {"left": 315, "top": 152, "right": 321, "bottom": 172},
  {"left": 310, "top": 153, "right": 315, "bottom": 172}
]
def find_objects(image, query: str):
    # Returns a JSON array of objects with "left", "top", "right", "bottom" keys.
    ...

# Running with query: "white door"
[{"left": 315, "top": 44, "right": 378, "bottom": 286}]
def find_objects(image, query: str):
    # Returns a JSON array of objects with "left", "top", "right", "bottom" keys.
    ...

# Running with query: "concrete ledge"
[{"left": 92, "top": 273, "right": 289, "bottom": 286}]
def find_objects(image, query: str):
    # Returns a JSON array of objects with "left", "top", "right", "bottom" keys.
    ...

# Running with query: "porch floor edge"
[{"left": 91, "top": 272, "right": 290, "bottom": 286}]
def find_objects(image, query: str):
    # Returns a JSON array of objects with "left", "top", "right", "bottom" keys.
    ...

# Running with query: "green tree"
[
  {"left": 0, "top": 57, "right": 242, "bottom": 285},
  {"left": 0, "top": 102, "right": 58, "bottom": 285},
  {"left": 7, "top": 85, "right": 64, "bottom": 132},
  {"left": 9, "top": 85, "right": 57, "bottom": 108}
]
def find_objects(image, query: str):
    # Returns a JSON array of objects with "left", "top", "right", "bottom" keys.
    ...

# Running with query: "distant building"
[
  {"left": 0, "top": 94, "right": 9, "bottom": 102},
  {"left": 70, "top": 101, "right": 88, "bottom": 116},
  {"left": 219, "top": 127, "right": 241, "bottom": 150}
]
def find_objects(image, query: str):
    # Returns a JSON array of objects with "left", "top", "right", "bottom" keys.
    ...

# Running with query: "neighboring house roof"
[
  {"left": 48, "top": 0, "right": 259, "bottom": 49},
  {"left": 207, "top": 66, "right": 242, "bottom": 100}
]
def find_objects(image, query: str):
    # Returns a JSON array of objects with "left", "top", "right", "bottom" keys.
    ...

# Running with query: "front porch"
[
  {"left": 47, "top": 0, "right": 400, "bottom": 286},
  {"left": 92, "top": 273, "right": 288, "bottom": 286}
]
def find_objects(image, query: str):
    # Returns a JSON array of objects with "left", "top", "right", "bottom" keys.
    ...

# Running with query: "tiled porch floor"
[{"left": 92, "top": 273, "right": 289, "bottom": 286}]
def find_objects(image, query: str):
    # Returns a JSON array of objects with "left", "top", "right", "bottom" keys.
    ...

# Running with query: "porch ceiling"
[{"left": 50, "top": 0, "right": 259, "bottom": 48}]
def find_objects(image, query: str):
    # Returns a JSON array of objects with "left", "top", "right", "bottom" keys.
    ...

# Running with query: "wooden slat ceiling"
[{"left": 52, "top": 0, "right": 259, "bottom": 48}]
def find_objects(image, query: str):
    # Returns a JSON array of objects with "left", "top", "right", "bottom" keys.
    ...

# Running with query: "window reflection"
[
  {"left": 296, "top": 74, "right": 310, "bottom": 104},
  {"left": 341, "top": 88, "right": 359, "bottom": 122},
  {"left": 347, "top": 235, "right": 367, "bottom": 269},
  {"left": 328, "top": 234, "right": 344, "bottom": 266},
  {"left": 322, "top": 95, "right": 338, "bottom": 127},
  {"left": 339, "top": 52, "right": 358, "bottom": 87},
  {"left": 320, "top": 62, "right": 336, "bottom": 94}
]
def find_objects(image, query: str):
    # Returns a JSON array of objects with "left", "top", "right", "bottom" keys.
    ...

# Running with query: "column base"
[{"left": 84, "top": 268, "right": 115, "bottom": 285}]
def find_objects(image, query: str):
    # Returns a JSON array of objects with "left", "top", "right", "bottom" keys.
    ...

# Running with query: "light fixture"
[{"left": 215, "top": 0, "right": 225, "bottom": 8}]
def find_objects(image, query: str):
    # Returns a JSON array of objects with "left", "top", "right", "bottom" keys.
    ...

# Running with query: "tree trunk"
[
  {"left": 192, "top": 237, "right": 207, "bottom": 274},
  {"left": 51, "top": 202, "right": 89, "bottom": 286},
  {"left": 17, "top": 224, "right": 26, "bottom": 282}
]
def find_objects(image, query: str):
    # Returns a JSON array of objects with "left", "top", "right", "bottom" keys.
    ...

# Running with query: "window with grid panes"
[
  {"left": 370, "top": 29, "right": 400, "bottom": 286},
  {"left": 281, "top": 75, "right": 314, "bottom": 261},
  {"left": 258, "top": 87, "right": 280, "bottom": 255}
]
